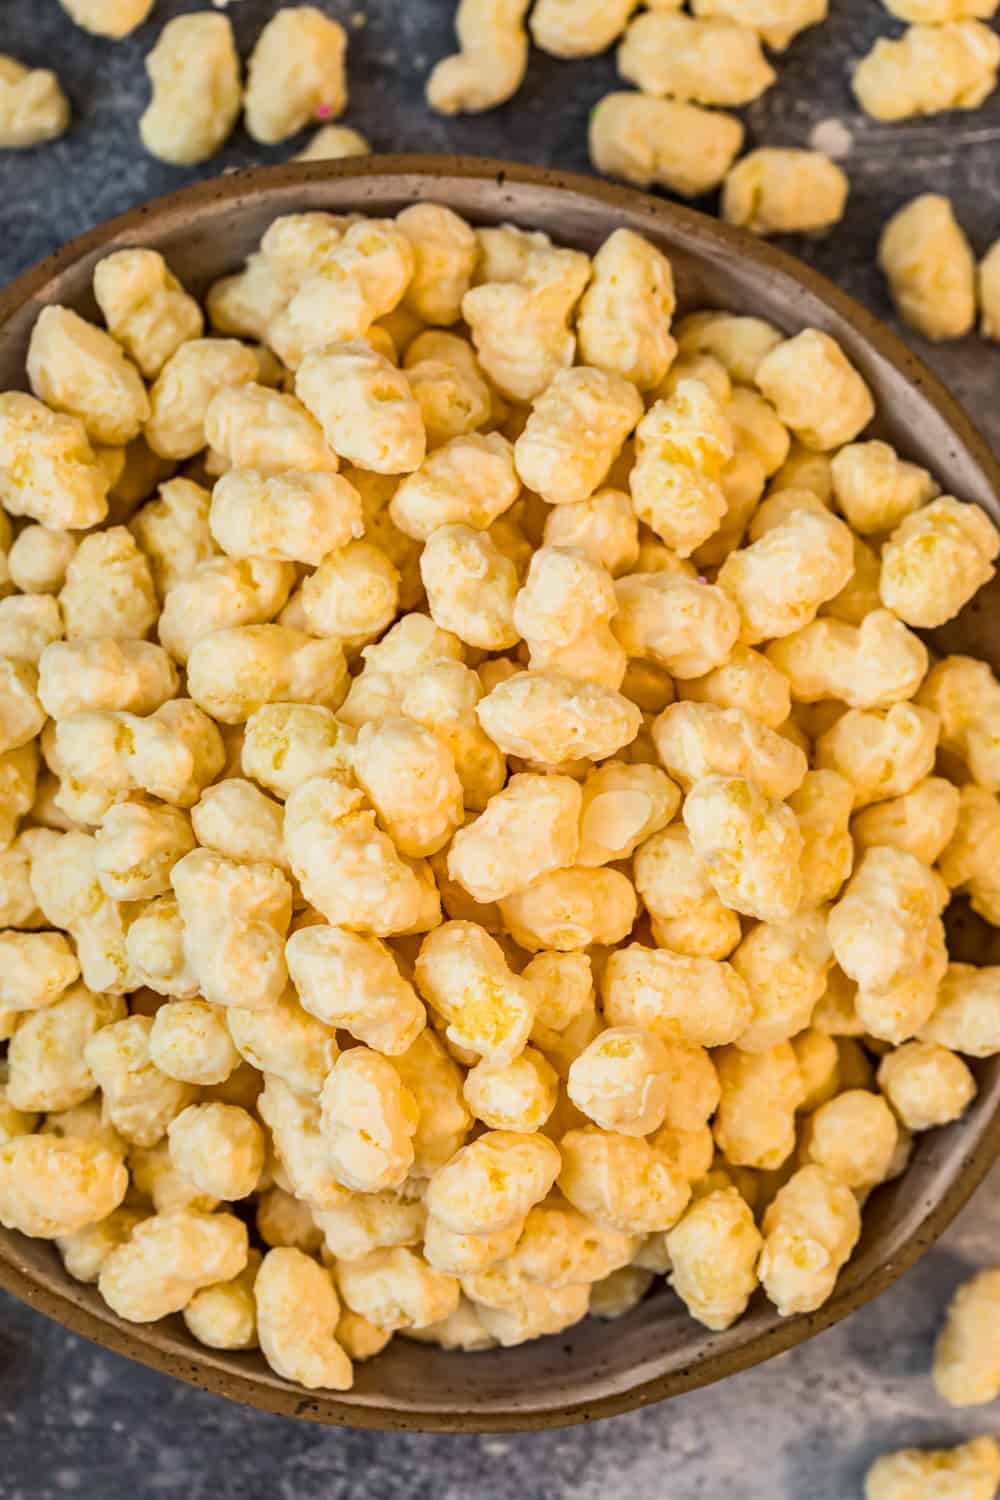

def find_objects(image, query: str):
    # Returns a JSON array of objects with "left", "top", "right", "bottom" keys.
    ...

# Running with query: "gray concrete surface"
[{"left": 0, "top": 2, "right": 998, "bottom": 1495}]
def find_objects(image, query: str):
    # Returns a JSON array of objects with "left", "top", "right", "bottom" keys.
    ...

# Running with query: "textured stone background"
[{"left": 0, "top": 2, "right": 999, "bottom": 1495}]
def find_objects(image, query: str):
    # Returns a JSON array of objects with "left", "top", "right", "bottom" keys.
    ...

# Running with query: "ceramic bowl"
[{"left": 1, "top": 156, "right": 998, "bottom": 1431}]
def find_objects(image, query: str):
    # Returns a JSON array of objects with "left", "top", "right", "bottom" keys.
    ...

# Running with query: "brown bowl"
[{"left": 1, "top": 156, "right": 998, "bottom": 1432}]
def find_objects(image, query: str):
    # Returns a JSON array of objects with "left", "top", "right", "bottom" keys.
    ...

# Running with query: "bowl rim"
[{"left": 1, "top": 153, "right": 998, "bottom": 1432}]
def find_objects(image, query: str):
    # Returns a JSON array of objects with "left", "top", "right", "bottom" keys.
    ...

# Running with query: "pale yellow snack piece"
[
  {"left": 590, "top": 1265, "right": 655, "bottom": 1319},
  {"left": 149, "top": 999, "right": 240, "bottom": 1087},
  {"left": 296, "top": 340, "right": 425, "bottom": 473},
  {"left": 426, "top": 0, "right": 530, "bottom": 114},
  {"left": 854, "top": 21, "right": 1000, "bottom": 121},
  {"left": 315, "top": 1191, "right": 426, "bottom": 1264},
  {"left": 404, "top": 333, "right": 495, "bottom": 448},
  {"left": 830, "top": 439, "right": 937, "bottom": 536},
  {"left": 767, "top": 611, "right": 928, "bottom": 711},
  {"left": 514, "top": 545, "right": 624, "bottom": 689},
  {"left": 462, "top": 226, "right": 590, "bottom": 402},
  {"left": 466, "top": 1278, "right": 589, "bottom": 1346},
  {"left": 58, "top": 0, "right": 153, "bottom": 37},
  {"left": 393, "top": 1029, "right": 472, "bottom": 1175},
  {"left": 759, "top": 1165, "right": 860, "bottom": 1315},
  {"left": 800, "top": 1087, "right": 900, "bottom": 1189},
  {"left": 27, "top": 305, "right": 149, "bottom": 448},
  {"left": 791, "top": 1028, "right": 841, "bottom": 1111},
  {"left": 389, "top": 432, "right": 517, "bottom": 542},
  {"left": 245, "top": 7, "right": 347, "bottom": 145},
  {"left": 295, "top": 125, "right": 370, "bottom": 162},
  {"left": 170, "top": 847, "right": 291, "bottom": 1011},
  {"left": 285, "top": 776, "right": 439, "bottom": 937},
  {"left": 501, "top": 866, "right": 637, "bottom": 952},
  {"left": 933, "top": 1270, "right": 1000, "bottom": 1407},
  {"left": 184, "top": 1249, "right": 261, "bottom": 1352},
  {"left": 541, "top": 493, "right": 637, "bottom": 583},
  {"left": 786, "top": 770, "right": 854, "bottom": 909},
  {"left": 815, "top": 702, "right": 939, "bottom": 807},
  {"left": 713, "top": 1042, "right": 805, "bottom": 1168},
  {"left": 395, "top": 205, "right": 479, "bottom": 326},
  {"left": 287, "top": 924, "right": 427, "bottom": 1058},
  {"left": 476, "top": 669, "right": 640, "bottom": 764},
  {"left": 0, "top": 54, "right": 69, "bottom": 148},
  {"left": 614, "top": 573, "right": 739, "bottom": 680},
  {"left": 619, "top": 13, "right": 775, "bottom": 105},
  {"left": 755, "top": 331, "right": 874, "bottom": 452},
  {"left": 186, "top": 624, "right": 346, "bottom": 725},
  {"left": 680, "top": 645, "right": 790, "bottom": 730},
  {"left": 27, "top": 831, "right": 136, "bottom": 994},
  {"left": 84, "top": 1014, "right": 196, "bottom": 1147},
  {"left": 124, "top": 897, "right": 197, "bottom": 999},
  {"left": 878, "top": 195, "right": 977, "bottom": 341},
  {"left": 920, "top": 654, "right": 1000, "bottom": 791},
  {"left": 867, "top": 1439, "right": 1000, "bottom": 1500},
  {"left": 515, "top": 367, "right": 642, "bottom": 508},
  {"left": 0, "top": 827, "right": 58, "bottom": 928},
  {"left": 320, "top": 1048, "right": 418, "bottom": 1193},
  {"left": 415, "top": 920, "right": 536, "bottom": 1064},
  {"left": 530, "top": 0, "right": 639, "bottom": 56},
  {"left": 256, "top": 1186, "right": 322, "bottom": 1253},
  {"left": 0, "top": 392, "right": 108, "bottom": 530},
  {"left": 57, "top": 527, "right": 157, "bottom": 643},
  {"left": 691, "top": 0, "right": 826, "bottom": 48},
  {"left": 257, "top": 1075, "right": 351, "bottom": 1210},
  {"left": 575, "top": 761, "right": 679, "bottom": 867},
  {"left": 448, "top": 772, "right": 581, "bottom": 904},
  {"left": 979, "top": 239, "right": 1000, "bottom": 339},
  {"left": 567, "top": 1024, "right": 673, "bottom": 1135},
  {"left": 829, "top": 845, "right": 940, "bottom": 994},
  {"left": 129, "top": 480, "right": 215, "bottom": 601},
  {"left": 39, "top": 638, "right": 178, "bottom": 721},
  {"left": 7, "top": 525, "right": 78, "bottom": 596},
  {"left": 501, "top": 1200, "right": 636, "bottom": 1287},
  {"left": 0, "top": 658, "right": 43, "bottom": 753},
  {"left": 209, "top": 468, "right": 362, "bottom": 567},
  {"left": 425, "top": 1130, "right": 559, "bottom": 1237},
  {"left": 420, "top": 524, "right": 520, "bottom": 651},
  {"left": 939, "top": 784, "right": 1000, "bottom": 923},
  {"left": 922, "top": 965, "right": 1000, "bottom": 1057},
  {"left": 634, "top": 824, "right": 741, "bottom": 959},
  {"left": 6, "top": 984, "right": 124, "bottom": 1112},
  {"left": 190, "top": 778, "right": 286, "bottom": 871},
  {"left": 853, "top": 777, "right": 960, "bottom": 868},
  {"left": 878, "top": 1039, "right": 976, "bottom": 1131},
  {"left": 665, "top": 1188, "right": 762, "bottom": 1330},
  {"left": 0, "top": 1135, "right": 127, "bottom": 1238},
  {"left": 227, "top": 989, "right": 337, "bottom": 1097},
  {"left": 168, "top": 1101, "right": 265, "bottom": 1201},
  {"left": 576, "top": 229, "right": 676, "bottom": 393},
  {"left": 0, "top": 931, "right": 80, "bottom": 1012},
  {"left": 241, "top": 702, "right": 354, "bottom": 801},
  {"left": 423, "top": 1213, "right": 523, "bottom": 1276},
  {"left": 675, "top": 312, "right": 782, "bottom": 386},
  {"left": 881, "top": 497, "right": 999, "bottom": 629},
  {"left": 722, "top": 149, "right": 847, "bottom": 237},
  {"left": 629, "top": 379, "right": 732, "bottom": 557},
  {"left": 717, "top": 507, "right": 854, "bottom": 643},
  {"left": 145, "top": 338, "right": 258, "bottom": 461},
  {"left": 731, "top": 910, "right": 833, "bottom": 1054},
  {"left": 53, "top": 698, "right": 225, "bottom": 823},
  {"left": 353, "top": 715, "right": 463, "bottom": 858},
  {"left": 602, "top": 943, "right": 750, "bottom": 1047},
  {"left": 158, "top": 554, "right": 295, "bottom": 666},
  {"left": 462, "top": 1047, "right": 558, "bottom": 1133},
  {"left": 683, "top": 774, "right": 803, "bottom": 924},
  {"left": 653, "top": 700, "right": 806, "bottom": 800},
  {"left": 336, "top": 1246, "right": 460, "bottom": 1333},
  {"left": 558, "top": 1126, "right": 690, "bottom": 1234},
  {"left": 589, "top": 93, "right": 744, "bottom": 199},
  {"left": 100, "top": 1209, "right": 247, "bottom": 1322},
  {"left": 56, "top": 1206, "right": 147, "bottom": 1287},
  {"left": 140, "top": 14, "right": 242, "bottom": 167},
  {"left": 94, "top": 249, "right": 204, "bottom": 381},
  {"left": 93, "top": 800, "right": 194, "bottom": 902},
  {"left": 401, "top": 1294, "right": 495, "bottom": 1350}
]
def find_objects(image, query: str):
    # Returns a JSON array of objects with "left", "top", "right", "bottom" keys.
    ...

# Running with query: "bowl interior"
[{"left": 1, "top": 158, "right": 998, "bottom": 1431}]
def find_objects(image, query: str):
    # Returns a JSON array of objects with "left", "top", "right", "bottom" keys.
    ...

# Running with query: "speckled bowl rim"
[{"left": 0, "top": 155, "right": 998, "bottom": 1432}]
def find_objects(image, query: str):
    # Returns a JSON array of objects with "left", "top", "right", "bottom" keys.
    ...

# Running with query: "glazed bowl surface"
[{"left": 1, "top": 155, "right": 998, "bottom": 1431}]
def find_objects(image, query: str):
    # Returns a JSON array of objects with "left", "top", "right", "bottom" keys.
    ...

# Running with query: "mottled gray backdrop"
[{"left": 0, "top": 2, "right": 999, "bottom": 1496}]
